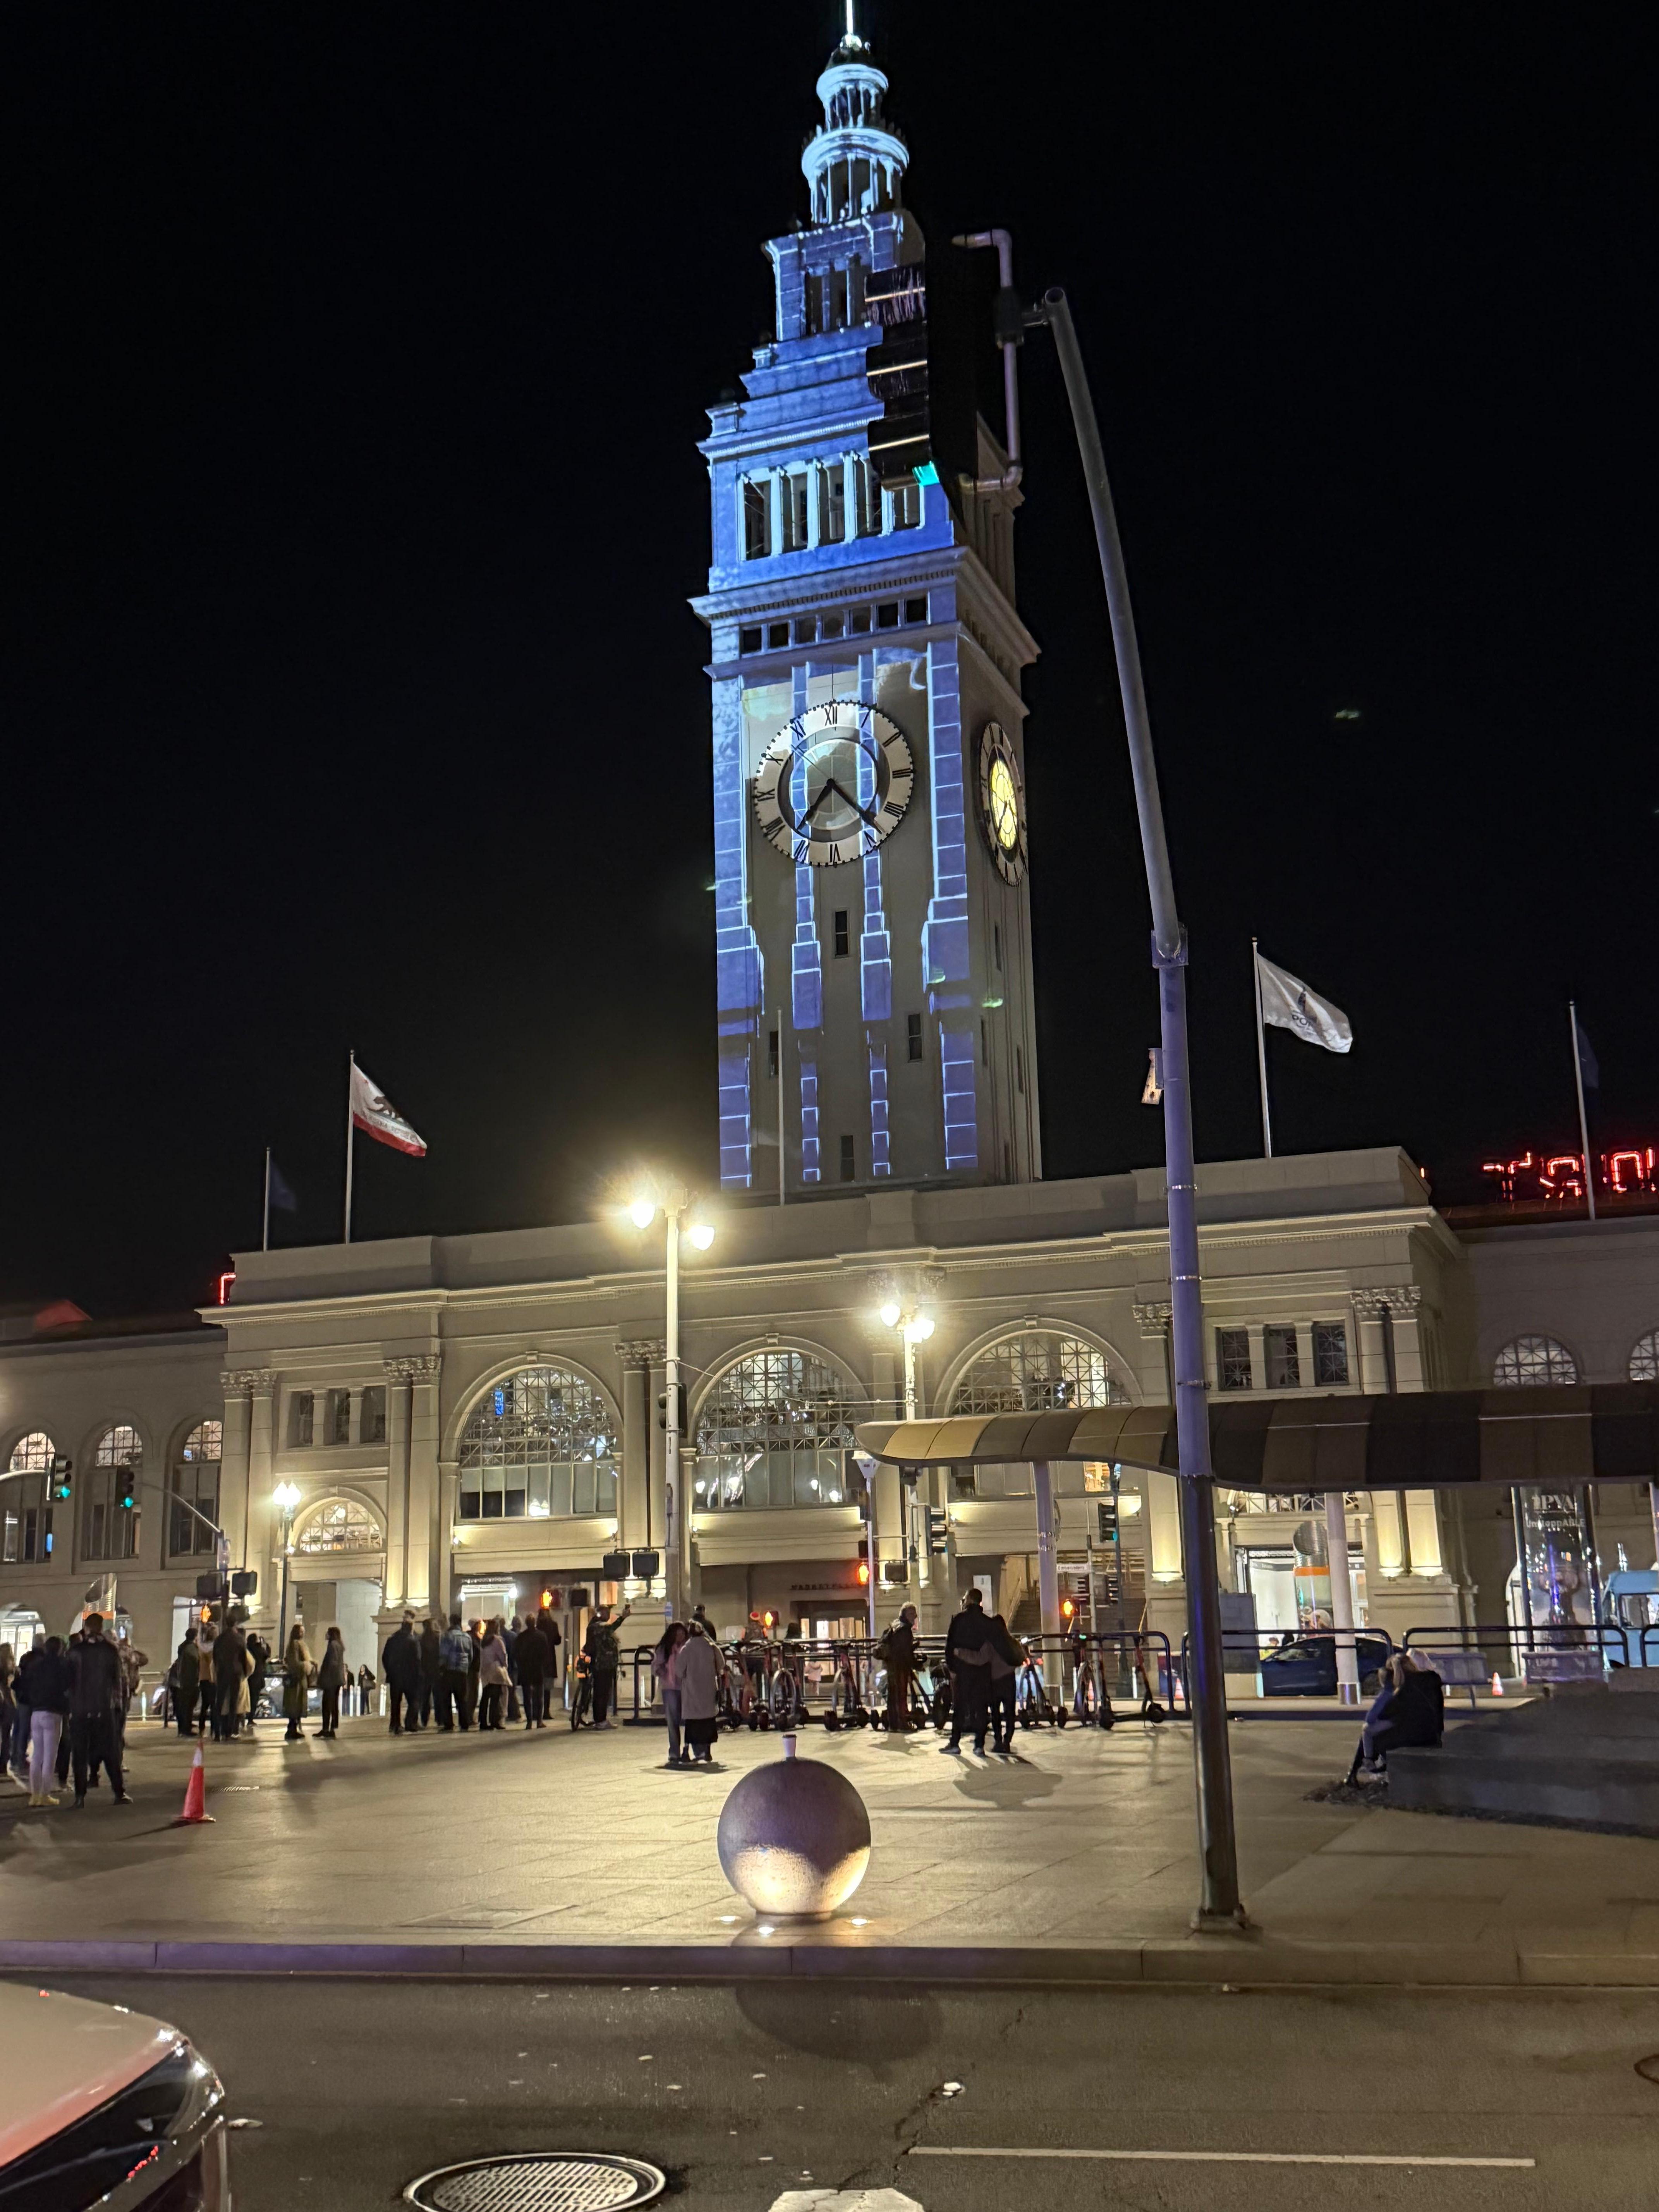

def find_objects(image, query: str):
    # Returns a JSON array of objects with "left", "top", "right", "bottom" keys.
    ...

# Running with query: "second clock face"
[
  {"left": 978, "top": 721, "right": 1028, "bottom": 883},
  {"left": 753, "top": 699, "right": 915, "bottom": 867}
]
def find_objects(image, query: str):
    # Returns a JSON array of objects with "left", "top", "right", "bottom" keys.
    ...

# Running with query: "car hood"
[{"left": 0, "top": 1984, "right": 182, "bottom": 2169}]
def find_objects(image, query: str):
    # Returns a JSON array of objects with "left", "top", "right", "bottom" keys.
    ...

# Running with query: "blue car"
[{"left": 1260, "top": 1633, "right": 1389, "bottom": 1697}]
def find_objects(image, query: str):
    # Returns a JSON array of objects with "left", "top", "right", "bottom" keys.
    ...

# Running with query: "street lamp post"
[
  {"left": 273, "top": 1481, "right": 301, "bottom": 1649},
  {"left": 876, "top": 1293, "right": 942, "bottom": 1626},
  {"left": 629, "top": 1185, "right": 714, "bottom": 1621}
]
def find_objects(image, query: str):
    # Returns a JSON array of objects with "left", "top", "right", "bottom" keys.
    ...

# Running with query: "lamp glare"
[
  {"left": 688, "top": 1221, "right": 715, "bottom": 1250},
  {"left": 878, "top": 1300, "right": 902, "bottom": 1328},
  {"left": 628, "top": 1198, "right": 656, "bottom": 1229}
]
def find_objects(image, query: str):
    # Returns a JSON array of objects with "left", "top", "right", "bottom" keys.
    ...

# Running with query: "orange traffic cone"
[
  {"left": 172, "top": 1743, "right": 214, "bottom": 1826},
  {"left": 1491, "top": 1672, "right": 1505, "bottom": 1697}
]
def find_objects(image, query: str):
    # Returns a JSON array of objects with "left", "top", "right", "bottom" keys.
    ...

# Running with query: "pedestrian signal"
[
  {"left": 656, "top": 1384, "right": 687, "bottom": 1431},
  {"left": 924, "top": 1506, "right": 950, "bottom": 1556},
  {"left": 857, "top": 1561, "right": 870, "bottom": 1586}
]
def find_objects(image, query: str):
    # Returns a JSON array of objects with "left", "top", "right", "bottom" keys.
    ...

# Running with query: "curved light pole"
[
  {"left": 627, "top": 1185, "right": 714, "bottom": 1621},
  {"left": 957, "top": 228, "right": 1245, "bottom": 1927}
]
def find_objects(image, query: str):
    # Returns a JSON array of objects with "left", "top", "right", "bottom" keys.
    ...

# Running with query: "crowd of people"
[{"left": 0, "top": 1612, "right": 145, "bottom": 1808}]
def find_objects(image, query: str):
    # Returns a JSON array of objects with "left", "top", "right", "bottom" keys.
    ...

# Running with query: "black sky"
[{"left": 5, "top": 4, "right": 1655, "bottom": 1316}]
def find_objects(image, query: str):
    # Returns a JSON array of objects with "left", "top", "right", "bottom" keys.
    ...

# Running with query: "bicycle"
[
  {"left": 821, "top": 1642, "right": 872, "bottom": 1730},
  {"left": 568, "top": 1651, "right": 593, "bottom": 1731},
  {"left": 769, "top": 1647, "right": 805, "bottom": 1728}
]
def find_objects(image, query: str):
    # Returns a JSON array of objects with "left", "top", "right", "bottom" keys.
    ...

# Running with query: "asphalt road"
[{"left": 18, "top": 1977, "right": 1659, "bottom": 2211}]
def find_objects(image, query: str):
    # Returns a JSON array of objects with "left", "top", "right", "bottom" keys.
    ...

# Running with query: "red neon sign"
[
  {"left": 216, "top": 1270, "right": 236, "bottom": 1306},
  {"left": 1481, "top": 1148, "right": 1657, "bottom": 1204}
]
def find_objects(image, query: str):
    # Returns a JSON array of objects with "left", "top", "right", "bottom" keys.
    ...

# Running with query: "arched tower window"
[
  {"left": 295, "top": 1498, "right": 383, "bottom": 1556},
  {"left": 1629, "top": 1332, "right": 1659, "bottom": 1382},
  {"left": 693, "top": 1349, "right": 858, "bottom": 1510},
  {"left": 2, "top": 1432, "right": 56, "bottom": 1565},
  {"left": 949, "top": 1329, "right": 1128, "bottom": 1415},
  {"left": 457, "top": 1367, "right": 619, "bottom": 1522},
  {"left": 170, "top": 1420, "right": 222, "bottom": 1558},
  {"left": 1492, "top": 1335, "right": 1580, "bottom": 1387},
  {"left": 84, "top": 1424, "right": 142, "bottom": 1562}
]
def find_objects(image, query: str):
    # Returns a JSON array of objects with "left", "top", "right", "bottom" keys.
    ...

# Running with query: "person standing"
[
  {"left": 654, "top": 1622, "right": 688, "bottom": 1766},
  {"left": 675, "top": 1623, "right": 720, "bottom": 1765},
  {"left": 196, "top": 1624, "right": 217, "bottom": 1737},
  {"left": 987, "top": 1613, "right": 1022, "bottom": 1754},
  {"left": 315, "top": 1627, "right": 346, "bottom": 1738},
  {"left": 477, "top": 1619, "right": 509, "bottom": 1730},
  {"left": 381, "top": 1616, "right": 422, "bottom": 1735},
  {"left": 417, "top": 1617, "right": 442, "bottom": 1730},
  {"left": 514, "top": 1613, "right": 550, "bottom": 1729},
  {"left": 879, "top": 1604, "right": 919, "bottom": 1732},
  {"left": 583, "top": 1601, "right": 632, "bottom": 1729},
  {"left": 942, "top": 1588, "right": 993, "bottom": 1756},
  {"left": 356, "top": 1662, "right": 376, "bottom": 1717},
  {"left": 503, "top": 1616, "right": 521, "bottom": 1726},
  {"left": 22, "top": 1637, "right": 71, "bottom": 1808},
  {"left": 215, "top": 1620, "right": 250, "bottom": 1743},
  {"left": 437, "top": 1614, "right": 471, "bottom": 1730},
  {"left": 465, "top": 1621, "right": 483, "bottom": 1727},
  {"left": 68, "top": 1614, "right": 130, "bottom": 1808},
  {"left": 0, "top": 1645, "right": 16, "bottom": 1784},
  {"left": 536, "top": 1607, "right": 563, "bottom": 1695},
  {"left": 280, "top": 1625, "right": 311, "bottom": 1742},
  {"left": 168, "top": 1629, "right": 200, "bottom": 1738},
  {"left": 245, "top": 1629, "right": 271, "bottom": 1730}
]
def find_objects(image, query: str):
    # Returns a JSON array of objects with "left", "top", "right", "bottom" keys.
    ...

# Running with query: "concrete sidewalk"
[{"left": 3, "top": 1709, "right": 1657, "bottom": 1987}]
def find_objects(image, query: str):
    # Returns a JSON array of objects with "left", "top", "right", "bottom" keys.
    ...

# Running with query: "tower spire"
[{"left": 804, "top": 7, "right": 906, "bottom": 225}]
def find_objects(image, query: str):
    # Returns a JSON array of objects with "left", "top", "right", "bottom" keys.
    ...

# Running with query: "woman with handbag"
[
  {"left": 315, "top": 1627, "right": 346, "bottom": 1739},
  {"left": 280, "top": 1625, "right": 311, "bottom": 1743}
]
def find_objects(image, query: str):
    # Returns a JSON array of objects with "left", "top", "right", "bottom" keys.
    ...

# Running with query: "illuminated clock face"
[
  {"left": 753, "top": 699, "right": 915, "bottom": 867},
  {"left": 977, "top": 721, "right": 1027, "bottom": 883}
]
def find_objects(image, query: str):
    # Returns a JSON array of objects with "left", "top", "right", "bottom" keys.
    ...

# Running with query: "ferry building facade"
[{"left": 1, "top": 29, "right": 1655, "bottom": 1686}]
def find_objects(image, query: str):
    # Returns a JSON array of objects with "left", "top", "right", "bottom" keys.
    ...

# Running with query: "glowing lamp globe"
[{"left": 716, "top": 1736, "right": 871, "bottom": 1920}]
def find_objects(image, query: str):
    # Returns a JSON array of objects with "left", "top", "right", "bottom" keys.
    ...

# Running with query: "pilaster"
[{"left": 618, "top": 1340, "right": 659, "bottom": 1556}]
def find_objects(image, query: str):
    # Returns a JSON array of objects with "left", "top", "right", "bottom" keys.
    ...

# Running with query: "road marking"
[{"left": 909, "top": 2147, "right": 1534, "bottom": 2168}]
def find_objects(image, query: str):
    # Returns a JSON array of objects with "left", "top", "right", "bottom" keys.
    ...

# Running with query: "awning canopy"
[{"left": 854, "top": 1382, "right": 1659, "bottom": 1493}]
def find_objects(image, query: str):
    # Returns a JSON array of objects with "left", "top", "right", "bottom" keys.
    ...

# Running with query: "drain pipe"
[{"left": 952, "top": 228, "right": 1024, "bottom": 493}]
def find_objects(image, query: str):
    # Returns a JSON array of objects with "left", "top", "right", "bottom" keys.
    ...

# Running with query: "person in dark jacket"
[
  {"left": 245, "top": 1630, "right": 271, "bottom": 1729},
  {"left": 536, "top": 1607, "right": 563, "bottom": 1688},
  {"left": 214, "top": 1623, "right": 249, "bottom": 1741},
  {"left": 68, "top": 1614, "right": 130, "bottom": 1807},
  {"left": 19, "top": 1639, "right": 71, "bottom": 1807},
  {"left": 942, "top": 1589, "right": 993, "bottom": 1756},
  {"left": 417, "top": 1618, "right": 443, "bottom": 1729},
  {"left": 381, "top": 1618, "right": 422, "bottom": 1734},
  {"left": 436, "top": 1615, "right": 471, "bottom": 1729},
  {"left": 315, "top": 1627, "right": 347, "bottom": 1738},
  {"left": 879, "top": 1604, "right": 919, "bottom": 1731},
  {"left": 169, "top": 1631, "right": 201, "bottom": 1738},
  {"left": 1347, "top": 1654, "right": 1444, "bottom": 1782},
  {"left": 583, "top": 1602, "right": 632, "bottom": 1728},
  {"left": 987, "top": 1613, "right": 1023, "bottom": 1753},
  {"left": 514, "top": 1616, "right": 550, "bottom": 1728}
]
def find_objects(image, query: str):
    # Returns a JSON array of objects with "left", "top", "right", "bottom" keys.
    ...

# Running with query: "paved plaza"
[{"left": 3, "top": 1709, "right": 1659, "bottom": 1985}]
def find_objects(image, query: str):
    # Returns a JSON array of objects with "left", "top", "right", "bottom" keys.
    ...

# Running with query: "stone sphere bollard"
[{"left": 716, "top": 1734, "right": 871, "bottom": 1919}]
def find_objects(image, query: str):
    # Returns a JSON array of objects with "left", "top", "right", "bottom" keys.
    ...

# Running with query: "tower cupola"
[{"left": 802, "top": 22, "right": 908, "bottom": 226}]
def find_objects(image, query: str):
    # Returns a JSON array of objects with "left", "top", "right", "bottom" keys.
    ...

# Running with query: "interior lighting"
[
  {"left": 687, "top": 1221, "right": 715, "bottom": 1250},
  {"left": 628, "top": 1198, "right": 656, "bottom": 1230},
  {"left": 878, "top": 1299, "right": 902, "bottom": 1328}
]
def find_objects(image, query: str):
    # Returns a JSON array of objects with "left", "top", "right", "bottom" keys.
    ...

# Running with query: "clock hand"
[{"left": 805, "top": 776, "right": 878, "bottom": 825}]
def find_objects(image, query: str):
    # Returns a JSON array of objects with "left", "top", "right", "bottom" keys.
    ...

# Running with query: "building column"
[
  {"left": 245, "top": 1374, "right": 278, "bottom": 1615},
  {"left": 218, "top": 1374, "right": 255, "bottom": 1573},
  {"left": 383, "top": 1362, "right": 413, "bottom": 1613},
  {"left": 406, "top": 1355, "right": 441, "bottom": 1619},
  {"left": 436, "top": 1462, "right": 459, "bottom": 1619},
  {"left": 348, "top": 1387, "right": 365, "bottom": 1447},
  {"left": 618, "top": 1341, "right": 657, "bottom": 1555}
]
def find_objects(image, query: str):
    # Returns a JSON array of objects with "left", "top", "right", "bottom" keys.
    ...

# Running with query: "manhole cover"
[{"left": 404, "top": 2154, "right": 666, "bottom": 2212}]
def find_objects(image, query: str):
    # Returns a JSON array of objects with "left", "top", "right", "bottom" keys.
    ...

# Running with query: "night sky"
[{"left": 7, "top": 5, "right": 1654, "bottom": 1317}]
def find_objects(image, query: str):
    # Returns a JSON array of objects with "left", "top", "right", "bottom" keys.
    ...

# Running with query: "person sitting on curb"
[{"left": 1348, "top": 1651, "right": 1444, "bottom": 1783}]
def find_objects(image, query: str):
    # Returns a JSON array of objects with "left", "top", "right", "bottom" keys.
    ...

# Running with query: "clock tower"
[{"left": 692, "top": 21, "right": 1041, "bottom": 1197}]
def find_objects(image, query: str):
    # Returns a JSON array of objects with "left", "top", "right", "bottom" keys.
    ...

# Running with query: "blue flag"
[
  {"left": 1574, "top": 1014, "right": 1599, "bottom": 1091},
  {"left": 268, "top": 1158, "right": 299, "bottom": 1212}
]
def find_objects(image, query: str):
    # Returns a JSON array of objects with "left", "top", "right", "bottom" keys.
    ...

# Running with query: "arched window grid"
[
  {"left": 457, "top": 1366, "right": 619, "bottom": 1522},
  {"left": 295, "top": 1498, "right": 383, "bottom": 1556},
  {"left": 8, "top": 1431, "right": 55, "bottom": 1475},
  {"left": 84, "top": 1424, "right": 142, "bottom": 1563},
  {"left": 170, "top": 1420, "right": 223, "bottom": 1560},
  {"left": 693, "top": 1348, "right": 861, "bottom": 1511},
  {"left": 1, "top": 1433, "right": 55, "bottom": 1565},
  {"left": 1492, "top": 1335, "right": 1580, "bottom": 1388},
  {"left": 1630, "top": 1333, "right": 1659, "bottom": 1383},
  {"left": 949, "top": 1329, "right": 1129, "bottom": 1416}
]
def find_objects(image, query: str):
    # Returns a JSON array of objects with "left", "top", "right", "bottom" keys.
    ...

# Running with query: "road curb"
[{"left": 4, "top": 1935, "right": 1659, "bottom": 1989}]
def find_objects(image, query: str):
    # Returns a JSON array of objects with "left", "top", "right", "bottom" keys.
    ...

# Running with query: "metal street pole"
[
  {"left": 277, "top": 1512, "right": 293, "bottom": 1648},
  {"left": 1039, "top": 285, "right": 1246, "bottom": 1929},
  {"left": 664, "top": 1202, "right": 682, "bottom": 1621}
]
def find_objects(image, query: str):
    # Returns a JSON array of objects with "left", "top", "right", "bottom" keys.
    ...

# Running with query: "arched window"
[
  {"left": 170, "top": 1420, "right": 222, "bottom": 1559},
  {"left": 84, "top": 1424, "right": 142, "bottom": 1562},
  {"left": 694, "top": 1349, "right": 858, "bottom": 1510},
  {"left": 295, "top": 1498, "right": 383, "bottom": 1555},
  {"left": 1630, "top": 1333, "right": 1659, "bottom": 1382},
  {"left": 457, "top": 1367, "right": 619, "bottom": 1522},
  {"left": 2, "top": 1432, "right": 55, "bottom": 1565},
  {"left": 949, "top": 1329, "right": 1129, "bottom": 1414},
  {"left": 1492, "top": 1335, "right": 1580, "bottom": 1387}
]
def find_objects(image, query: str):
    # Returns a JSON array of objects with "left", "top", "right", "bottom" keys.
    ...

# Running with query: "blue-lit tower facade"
[{"left": 693, "top": 28, "right": 1040, "bottom": 1197}]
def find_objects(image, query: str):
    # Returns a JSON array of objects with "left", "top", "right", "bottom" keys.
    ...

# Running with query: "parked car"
[
  {"left": 0, "top": 1982, "right": 229, "bottom": 2209},
  {"left": 1260, "top": 1632, "right": 1390, "bottom": 1697}
]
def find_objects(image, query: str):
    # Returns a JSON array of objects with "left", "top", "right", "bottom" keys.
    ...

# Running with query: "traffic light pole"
[{"left": 664, "top": 1203, "right": 682, "bottom": 1621}]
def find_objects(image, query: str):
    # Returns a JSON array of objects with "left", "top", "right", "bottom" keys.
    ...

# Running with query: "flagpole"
[
  {"left": 1252, "top": 938, "right": 1273, "bottom": 1159},
  {"left": 263, "top": 1146, "right": 272, "bottom": 1253},
  {"left": 344, "top": 1050, "right": 356, "bottom": 1244},
  {"left": 1570, "top": 1000, "right": 1596, "bottom": 1223}
]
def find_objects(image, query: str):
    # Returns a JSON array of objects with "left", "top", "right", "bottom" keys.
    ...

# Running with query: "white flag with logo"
[
  {"left": 350, "top": 1061, "right": 428, "bottom": 1156},
  {"left": 1255, "top": 952, "right": 1353, "bottom": 1054}
]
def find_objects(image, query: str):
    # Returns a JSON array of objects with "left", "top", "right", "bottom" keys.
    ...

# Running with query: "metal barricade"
[
  {"left": 1402, "top": 1619, "right": 1629, "bottom": 1685},
  {"left": 1174, "top": 1627, "right": 1396, "bottom": 1721}
]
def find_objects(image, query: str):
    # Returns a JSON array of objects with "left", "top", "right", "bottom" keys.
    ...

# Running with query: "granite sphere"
[{"left": 716, "top": 1738, "right": 871, "bottom": 1919}]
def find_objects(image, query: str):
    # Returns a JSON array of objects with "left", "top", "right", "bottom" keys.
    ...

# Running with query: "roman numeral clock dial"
[{"left": 753, "top": 699, "right": 915, "bottom": 866}]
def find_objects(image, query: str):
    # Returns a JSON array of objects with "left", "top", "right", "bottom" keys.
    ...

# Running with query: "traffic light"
[
  {"left": 857, "top": 1561, "right": 870, "bottom": 1587},
  {"left": 656, "top": 1384, "right": 687, "bottom": 1431},
  {"left": 1060, "top": 1597, "right": 1076, "bottom": 1623},
  {"left": 117, "top": 1467, "right": 136, "bottom": 1513},
  {"left": 49, "top": 1454, "right": 72, "bottom": 1503},
  {"left": 924, "top": 1506, "right": 950, "bottom": 1556}
]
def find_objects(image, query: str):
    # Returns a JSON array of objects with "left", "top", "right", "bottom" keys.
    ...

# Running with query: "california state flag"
[{"left": 350, "top": 1061, "right": 427, "bottom": 1156}]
